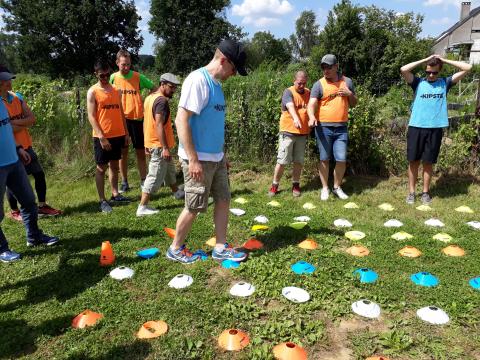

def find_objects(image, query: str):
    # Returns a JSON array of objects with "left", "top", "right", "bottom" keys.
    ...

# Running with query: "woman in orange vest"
[
  {"left": 268, "top": 70, "right": 310, "bottom": 197},
  {"left": 307, "top": 54, "right": 357, "bottom": 201}
]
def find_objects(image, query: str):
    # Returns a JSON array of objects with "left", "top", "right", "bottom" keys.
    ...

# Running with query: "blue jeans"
[
  {"left": 315, "top": 125, "right": 348, "bottom": 161},
  {"left": 0, "top": 160, "right": 42, "bottom": 252}
]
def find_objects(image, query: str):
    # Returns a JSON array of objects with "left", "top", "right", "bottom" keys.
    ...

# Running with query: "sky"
[{"left": 1, "top": 0, "right": 479, "bottom": 55}]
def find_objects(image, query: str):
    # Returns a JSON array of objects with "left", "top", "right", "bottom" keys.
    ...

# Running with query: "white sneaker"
[
  {"left": 332, "top": 187, "right": 349, "bottom": 200},
  {"left": 320, "top": 188, "right": 330, "bottom": 201},
  {"left": 136, "top": 205, "right": 159, "bottom": 217},
  {"left": 173, "top": 189, "right": 185, "bottom": 200}
]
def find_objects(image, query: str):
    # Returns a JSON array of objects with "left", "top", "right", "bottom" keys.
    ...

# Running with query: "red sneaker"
[
  {"left": 9, "top": 210, "right": 22, "bottom": 222},
  {"left": 268, "top": 184, "right": 279, "bottom": 197},
  {"left": 38, "top": 205, "right": 62, "bottom": 217},
  {"left": 292, "top": 183, "right": 301, "bottom": 197}
]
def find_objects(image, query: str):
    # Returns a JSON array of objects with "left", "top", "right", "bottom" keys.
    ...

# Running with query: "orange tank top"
[
  {"left": 92, "top": 85, "right": 126, "bottom": 138},
  {"left": 112, "top": 71, "right": 143, "bottom": 120},
  {"left": 143, "top": 93, "right": 175, "bottom": 149},
  {"left": 279, "top": 86, "right": 310, "bottom": 135},
  {"left": 3, "top": 92, "right": 33, "bottom": 148},
  {"left": 317, "top": 76, "right": 349, "bottom": 123}
]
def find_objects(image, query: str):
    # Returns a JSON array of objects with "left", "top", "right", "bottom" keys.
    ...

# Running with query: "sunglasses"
[
  {"left": 97, "top": 72, "right": 111, "bottom": 79},
  {"left": 425, "top": 71, "right": 439, "bottom": 75}
]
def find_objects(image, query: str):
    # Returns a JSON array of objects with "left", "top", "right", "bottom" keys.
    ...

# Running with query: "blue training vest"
[
  {"left": 189, "top": 67, "right": 226, "bottom": 154},
  {"left": 409, "top": 78, "right": 448, "bottom": 128},
  {"left": 0, "top": 100, "right": 18, "bottom": 167}
]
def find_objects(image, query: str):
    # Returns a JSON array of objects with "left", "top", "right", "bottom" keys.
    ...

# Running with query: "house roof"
[{"left": 435, "top": 5, "right": 480, "bottom": 44}]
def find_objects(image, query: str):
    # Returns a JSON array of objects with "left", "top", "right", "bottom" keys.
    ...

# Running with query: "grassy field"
[{"left": 1, "top": 164, "right": 480, "bottom": 360}]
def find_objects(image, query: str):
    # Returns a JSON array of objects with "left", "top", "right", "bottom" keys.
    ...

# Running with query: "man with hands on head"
[{"left": 400, "top": 54, "right": 471, "bottom": 205}]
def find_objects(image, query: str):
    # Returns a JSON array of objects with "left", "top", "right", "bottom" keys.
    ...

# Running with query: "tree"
[
  {"left": 244, "top": 31, "right": 291, "bottom": 70},
  {"left": 0, "top": 33, "right": 19, "bottom": 71},
  {"left": 290, "top": 10, "right": 319, "bottom": 60},
  {"left": 0, "top": 0, "right": 142, "bottom": 76},
  {"left": 149, "top": 0, "right": 245, "bottom": 75}
]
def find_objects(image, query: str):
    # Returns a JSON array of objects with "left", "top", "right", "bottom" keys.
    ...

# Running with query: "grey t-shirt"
[
  {"left": 311, "top": 74, "right": 355, "bottom": 127},
  {"left": 152, "top": 96, "right": 170, "bottom": 124}
]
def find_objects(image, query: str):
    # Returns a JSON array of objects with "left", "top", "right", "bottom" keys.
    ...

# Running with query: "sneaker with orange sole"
[{"left": 38, "top": 204, "right": 62, "bottom": 217}]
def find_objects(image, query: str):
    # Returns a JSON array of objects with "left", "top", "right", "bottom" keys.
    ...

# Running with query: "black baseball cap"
[
  {"left": 218, "top": 39, "right": 248, "bottom": 76},
  {"left": 0, "top": 66, "right": 15, "bottom": 81}
]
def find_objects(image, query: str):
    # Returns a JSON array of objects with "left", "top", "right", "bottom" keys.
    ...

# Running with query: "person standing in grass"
[
  {"left": 110, "top": 49, "right": 155, "bottom": 193},
  {"left": 136, "top": 73, "right": 185, "bottom": 217},
  {"left": 268, "top": 70, "right": 310, "bottom": 197},
  {"left": 0, "top": 66, "right": 62, "bottom": 221},
  {"left": 0, "top": 92, "right": 59, "bottom": 263},
  {"left": 307, "top": 54, "right": 357, "bottom": 201},
  {"left": 87, "top": 59, "right": 130, "bottom": 213},
  {"left": 167, "top": 39, "right": 248, "bottom": 264},
  {"left": 401, "top": 54, "right": 472, "bottom": 204}
]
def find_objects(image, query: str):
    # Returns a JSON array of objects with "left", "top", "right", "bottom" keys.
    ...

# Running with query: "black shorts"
[
  {"left": 23, "top": 147, "right": 44, "bottom": 175},
  {"left": 407, "top": 126, "right": 443, "bottom": 164},
  {"left": 94, "top": 136, "right": 125, "bottom": 165},
  {"left": 126, "top": 119, "right": 145, "bottom": 149}
]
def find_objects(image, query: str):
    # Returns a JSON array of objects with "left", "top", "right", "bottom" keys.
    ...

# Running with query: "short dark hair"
[
  {"left": 426, "top": 57, "right": 443, "bottom": 70},
  {"left": 94, "top": 59, "right": 111, "bottom": 72}
]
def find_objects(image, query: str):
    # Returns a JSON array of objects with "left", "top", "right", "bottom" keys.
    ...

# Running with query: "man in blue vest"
[
  {"left": 166, "top": 39, "right": 248, "bottom": 264},
  {"left": 401, "top": 55, "right": 471, "bottom": 204},
  {"left": 0, "top": 75, "right": 59, "bottom": 262}
]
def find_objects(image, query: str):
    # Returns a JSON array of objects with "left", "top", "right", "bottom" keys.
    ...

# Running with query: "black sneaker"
[
  {"left": 110, "top": 194, "right": 130, "bottom": 203},
  {"left": 119, "top": 182, "right": 131, "bottom": 193},
  {"left": 27, "top": 234, "right": 60, "bottom": 247}
]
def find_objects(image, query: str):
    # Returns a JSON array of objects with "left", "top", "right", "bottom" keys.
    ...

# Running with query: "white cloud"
[
  {"left": 423, "top": 0, "right": 460, "bottom": 7},
  {"left": 242, "top": 16, "right": 281, "bottom": 27},
  {"left": 232, "top": 0, "right": 293, "bottom": 16},
  {"left": 431, "top": 16, "right": 453, "bottom": 25}
]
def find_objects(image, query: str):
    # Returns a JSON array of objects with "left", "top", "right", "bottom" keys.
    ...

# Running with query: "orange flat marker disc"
[
  {"left": 164, "top": 227, "right": 176, "bottom": 239},
  {"left": 273, "top": 342, "right": 307, "bottom": 360},
  {"left": 242, "top": 238, "right": 264, "bottom": 250},
  {"left": 442, "top": 245, "right": 466, "bottom": 257},
  {"left": 136, "top": 321, "right": 168, "bottom": 339},
  {"left": 218, "top": 329, "right": 250, "bottom": 351},
  {"left": 399, "top": 245, "right": 422, "bottom": 258},
  {"left": 298, "top": 239, "right": 318, "bottom": 250},
  {"left": 346, "top": 245, "right": 369, "bottom": 257},
  {"left": 72, "top": 309, "right": 103, "bottom": 329}
]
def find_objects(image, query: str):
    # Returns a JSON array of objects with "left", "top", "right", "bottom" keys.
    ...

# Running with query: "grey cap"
[
  {"left": 160, "top": 73, "right": 181, "bottom": 85},
  {"left": 0, "top": 70, "right": 16, "bottom": 81},
  {"left": 321, "top": 54, "right": 337, "bottom": 66}
]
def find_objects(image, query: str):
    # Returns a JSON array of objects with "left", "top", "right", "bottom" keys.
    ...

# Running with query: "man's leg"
[
  {"left": 108, "top": 160, "right": 120, "bottom": 197},
  {"left": 135, "top": 148, "right": 147, "bottom": 181},
  {"left": 408, "top": 160, "right": 420, "bottom": 194},
  {"left": 272, "top": 163, "right": 285, "bottom": 184},
  {"left": 333, "top": 162, "right": 346, "bottom": 189},
  {"left": 292, "top": 162, "right": 302, "bottom": 183},
  {"left": 95, "top": 164, "right": 108, "bottom": 201},
  {"left": 315, "top": 126, "right": 332, "bottom": 196},
  {"left": 119, "top": 146, "right": 129, "bottom": 187},
  {"left": 138, "top": 149, "right": 166, "bottom": 215},
  {"left": 0, "top": 166, "right": 11, "bottom": 253},
  {"left": 213, "top": 199, "right": 229, "bottom": 245},
  {"left": 422, "top": 162, "right": 433, "bottom": 193},
  {"left": 332, "top": 126, "right": 348, "bottom": 192},
  {"left": 270, "top": 134, "right": 292, "bottom": 195},
  {"left": 171, "top": 208, "right": 198, "bottom": 250},
  {"left": 318, "top": 161, "right": 329, "bottom": 189},
  {"left": 6, "top": 188, "right": 19, "bottom": 211}
]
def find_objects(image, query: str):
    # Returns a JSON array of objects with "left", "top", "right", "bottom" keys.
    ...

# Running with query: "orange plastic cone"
[
  {"left": 366, "top": 357, "right": 391, "bottom": 360},
  {"left": 442, "top": 245, "right": 466, "bottom": 257},
  {"left": 399, "top": 245, "right": 422, "bottom": 258},
  {"left": 164, "top": 227, "right": 176, "bottom": 239},
  {"left": 298, "top": 238, "right": 318, "bottom": 250},
  {"left": 72, "top": 309, "right": 103, "bottom": 329},
  {"left": 273, "top": 342, "right": 307, "bottom": 360},
  {"left": 218, "top": 329, "right": 250, "bottom": 351},
  {"left": 242, "top": 238, "right": 264, "bottom": 250},
  {"left": 136, "top": 321, "right": 168, "bottom": 339},
  {"left": 346, "top": 245, "right": 369, "bottom": 257},
  {"left": 100, "top": 241, "right": 115, "bottom": 266}
]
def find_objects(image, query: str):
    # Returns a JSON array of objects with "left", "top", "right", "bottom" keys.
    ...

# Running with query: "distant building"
[{"left": 433, "top": 2, "right": 480, "bottom": 63}]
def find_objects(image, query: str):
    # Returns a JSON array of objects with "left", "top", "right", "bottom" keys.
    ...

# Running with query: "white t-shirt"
[{"left": 177, "top": 69, "right": 224, "bottom": 162}]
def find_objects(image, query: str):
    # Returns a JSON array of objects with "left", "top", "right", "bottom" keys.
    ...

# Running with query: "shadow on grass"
[
  {"left": 230, "top": 188, "right": 254, "bottom": 197},
  {"left": 431, "top": 173, "right": 479, "bottom": 198},
  {"left": 0, "top": 315, "right": 71, "bottom": 359},
  {"left": 62, "top": 197, "right": 140, "bottom": 215},
  {"left": 68, "top": 341, "right": 152, "bottom": 360}
]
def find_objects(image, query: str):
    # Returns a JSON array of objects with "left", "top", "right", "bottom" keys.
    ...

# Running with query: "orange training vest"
[
  {"left": 317, "top": 76, "right": 349, "bottom": 123},
  {"left": 3, "top": 92, "right": 33, "bottom": 148},
  {"left": 92, "top": 85, "right": 126, "bottom": 138},
  {"left": 279, "top": 86, "right": 310, "bottom": 135},
  {"left": 143, "top": 93, "right": 175, "bottom": 149},
  {"left": 112, "top": 71, "right": 144, "bottom": 120}
]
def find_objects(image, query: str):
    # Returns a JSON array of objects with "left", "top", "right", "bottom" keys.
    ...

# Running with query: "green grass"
[{"left": 1, "top": 166, "right": 480, "bottom": 359}]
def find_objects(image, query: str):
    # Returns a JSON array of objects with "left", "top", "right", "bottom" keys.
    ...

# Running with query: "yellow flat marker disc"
[
  {"left": 345, "top": 230, "right": 366, "bottom": 241},
  {"left": 206, "top": 237, "right": 217, "bottom": 247},
  {"left": 289, "top": 222, "right": 308, "bottom": 230},
  {"left": 455, "top": 205, "right": 474, "bottom": 213},
  {"left": 433, "top": 233, "right": 452, "bottom": 243},
  {"left": 344, "top": 202, "right": 359, "bottom": 209},
  {"left": 391, "top": 231, "right": 413, "bottom": 240},
  {"left": 302, "top": 202, "right": 316, "bottom": 210},
  {"left": 252, "top": 224, "right": 269, "bottom": 231},
  {"left": 378, "top": 203, "right": 394, "bottom": 211},
  {"left": 416, "top": 205, "right": 432, "bottom": 211},
  {"left": 267, "top": 200, "right": 281, "bottom": 207},
  {"left": 234, "top": 197, "right": 248, "bottom": 204}
]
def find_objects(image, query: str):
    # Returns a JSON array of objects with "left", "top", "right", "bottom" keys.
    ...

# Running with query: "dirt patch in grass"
[
  {"left": 230, "top": 169, "right": 261, "bottom": 183},
  {"left": 206, "top": 267, "right": 234, "bottom": 290}
]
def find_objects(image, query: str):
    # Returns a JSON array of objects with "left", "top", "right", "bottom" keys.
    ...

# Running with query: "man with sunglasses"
[
  {"left": 308, "top": 54, "right": 357, "bottom": 201},
  {"left": 87, "top": 59, "right": 130, "bottom": 213},
  {"left": 401, "top": 55, "right": 472, "bottom": 204},
  {"left": 166, "top": 39, "right": 248, "bottom": 264},
  {"left": 136, "top": 73, "right": 185, "bottom": 216}
]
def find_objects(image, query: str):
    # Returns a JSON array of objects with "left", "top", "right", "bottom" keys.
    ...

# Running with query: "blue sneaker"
[
  {"left": 212, "top": 243, "right": 247, "bottom": 262},
  {"left": 166, "top": 245, "right": 200, "bottom": 264},
  {"left": 0, "top": 250, "right": 21, "bottom": 263},
  {"left": 27, "top": 234, "right": 60, "bottom": 247}
]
